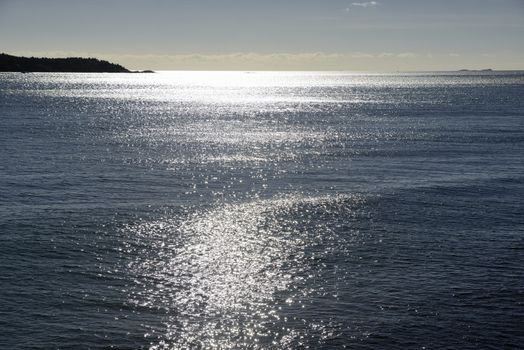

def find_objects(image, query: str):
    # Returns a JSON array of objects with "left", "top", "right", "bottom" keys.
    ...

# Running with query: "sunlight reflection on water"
[
  {"left": 2, "top": 71, "right": 523, "bottom": 349},
  {"left": 122, "top": 194, "right": 364, "bottom": 349}
]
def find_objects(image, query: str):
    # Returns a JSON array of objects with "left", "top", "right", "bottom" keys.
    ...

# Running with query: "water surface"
[{"left": 1, "top": 71, "right": 523, "bottom": 349}]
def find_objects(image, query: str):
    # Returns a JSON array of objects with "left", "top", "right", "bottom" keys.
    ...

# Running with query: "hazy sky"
[{"left": 1, "top": 0, "right": 523, "bottom": 70}]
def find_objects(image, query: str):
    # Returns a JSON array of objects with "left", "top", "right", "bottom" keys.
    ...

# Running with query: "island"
[
  {"left": 458, "top": 68, "right": 494, "bottom": 72},
  {"left": 0, "top": 53, "right": 153, "bottom": 73}
]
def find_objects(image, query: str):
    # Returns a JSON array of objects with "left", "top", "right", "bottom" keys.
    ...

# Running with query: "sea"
[{"left": 1, "top": 71, "right": 523, "bottom": 349}]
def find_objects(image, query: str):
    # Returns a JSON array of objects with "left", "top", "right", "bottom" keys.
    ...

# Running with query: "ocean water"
[{"left": 0, "top": 71, "right": 523, "bottom": 349}]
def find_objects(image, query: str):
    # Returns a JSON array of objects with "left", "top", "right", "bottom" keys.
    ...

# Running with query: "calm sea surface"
[{"left": 1, "top": 71, "right": 523, "bottom": 349}]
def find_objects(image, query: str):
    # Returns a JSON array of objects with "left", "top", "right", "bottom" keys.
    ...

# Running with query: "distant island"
[
  {"left": 0, "top": 53, "right": 153, "bottom": 73},
  {"left": 458, "top": 69, "right": 493, "bottom": 72}
]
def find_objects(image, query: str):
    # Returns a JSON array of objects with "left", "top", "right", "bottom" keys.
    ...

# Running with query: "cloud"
[
  {"left": 351, "top": 1, "right": 378, "bottom": 8},
  {"left": 107, "top": 51, "right": 426, "bottom": 70},
  {"left": 396, "top": 52, "right": 417, "bottom": 58},
  {"left": 377, "top": 52, "right": 418, "bottom": 58}
]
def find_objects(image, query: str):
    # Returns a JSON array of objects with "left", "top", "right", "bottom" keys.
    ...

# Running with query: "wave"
[{"left": 120, "top": 193, "right": 366, "bottom": 349}]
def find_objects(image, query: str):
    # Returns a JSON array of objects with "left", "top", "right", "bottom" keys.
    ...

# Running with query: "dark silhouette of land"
[
  {"left": 458, "top": 68, "right": 494, "bottom": 72},
  {"left": 0, "top": 53, "right": 153, "bottom": 73}
]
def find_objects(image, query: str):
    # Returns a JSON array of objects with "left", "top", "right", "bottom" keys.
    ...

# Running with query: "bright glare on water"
[
  {"left": 123, "top": 194, "right": 365, "bottom": 349},
  {"left": 0, "top": 71, "right": 523, "bottom": 349}
]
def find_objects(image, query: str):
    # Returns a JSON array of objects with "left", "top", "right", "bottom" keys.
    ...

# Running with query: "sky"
[{"left": 1, "top": 0, "right": 523, "bottom": 71}]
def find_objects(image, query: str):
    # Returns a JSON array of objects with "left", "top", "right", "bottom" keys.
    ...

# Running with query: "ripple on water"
[{"left": 120, "top": 194, "right": 366, "bottom": 349}]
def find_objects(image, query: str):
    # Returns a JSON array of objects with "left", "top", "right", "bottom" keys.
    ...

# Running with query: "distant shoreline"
[
  {"left": 0, "top": 53, "right": 153, "bottom": 73},
  {"left": 458, "top": 68, "right": 493, "bottom": 72}
]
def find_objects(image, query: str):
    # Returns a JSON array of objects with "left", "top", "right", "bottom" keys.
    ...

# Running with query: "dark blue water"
[{"left": 1, "top": 71, "right": 523, "bottom": 349}]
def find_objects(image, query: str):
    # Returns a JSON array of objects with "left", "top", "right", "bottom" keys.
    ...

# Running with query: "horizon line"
[{"left": 5, "top": 51, "right": 524, "bottom": 72}]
